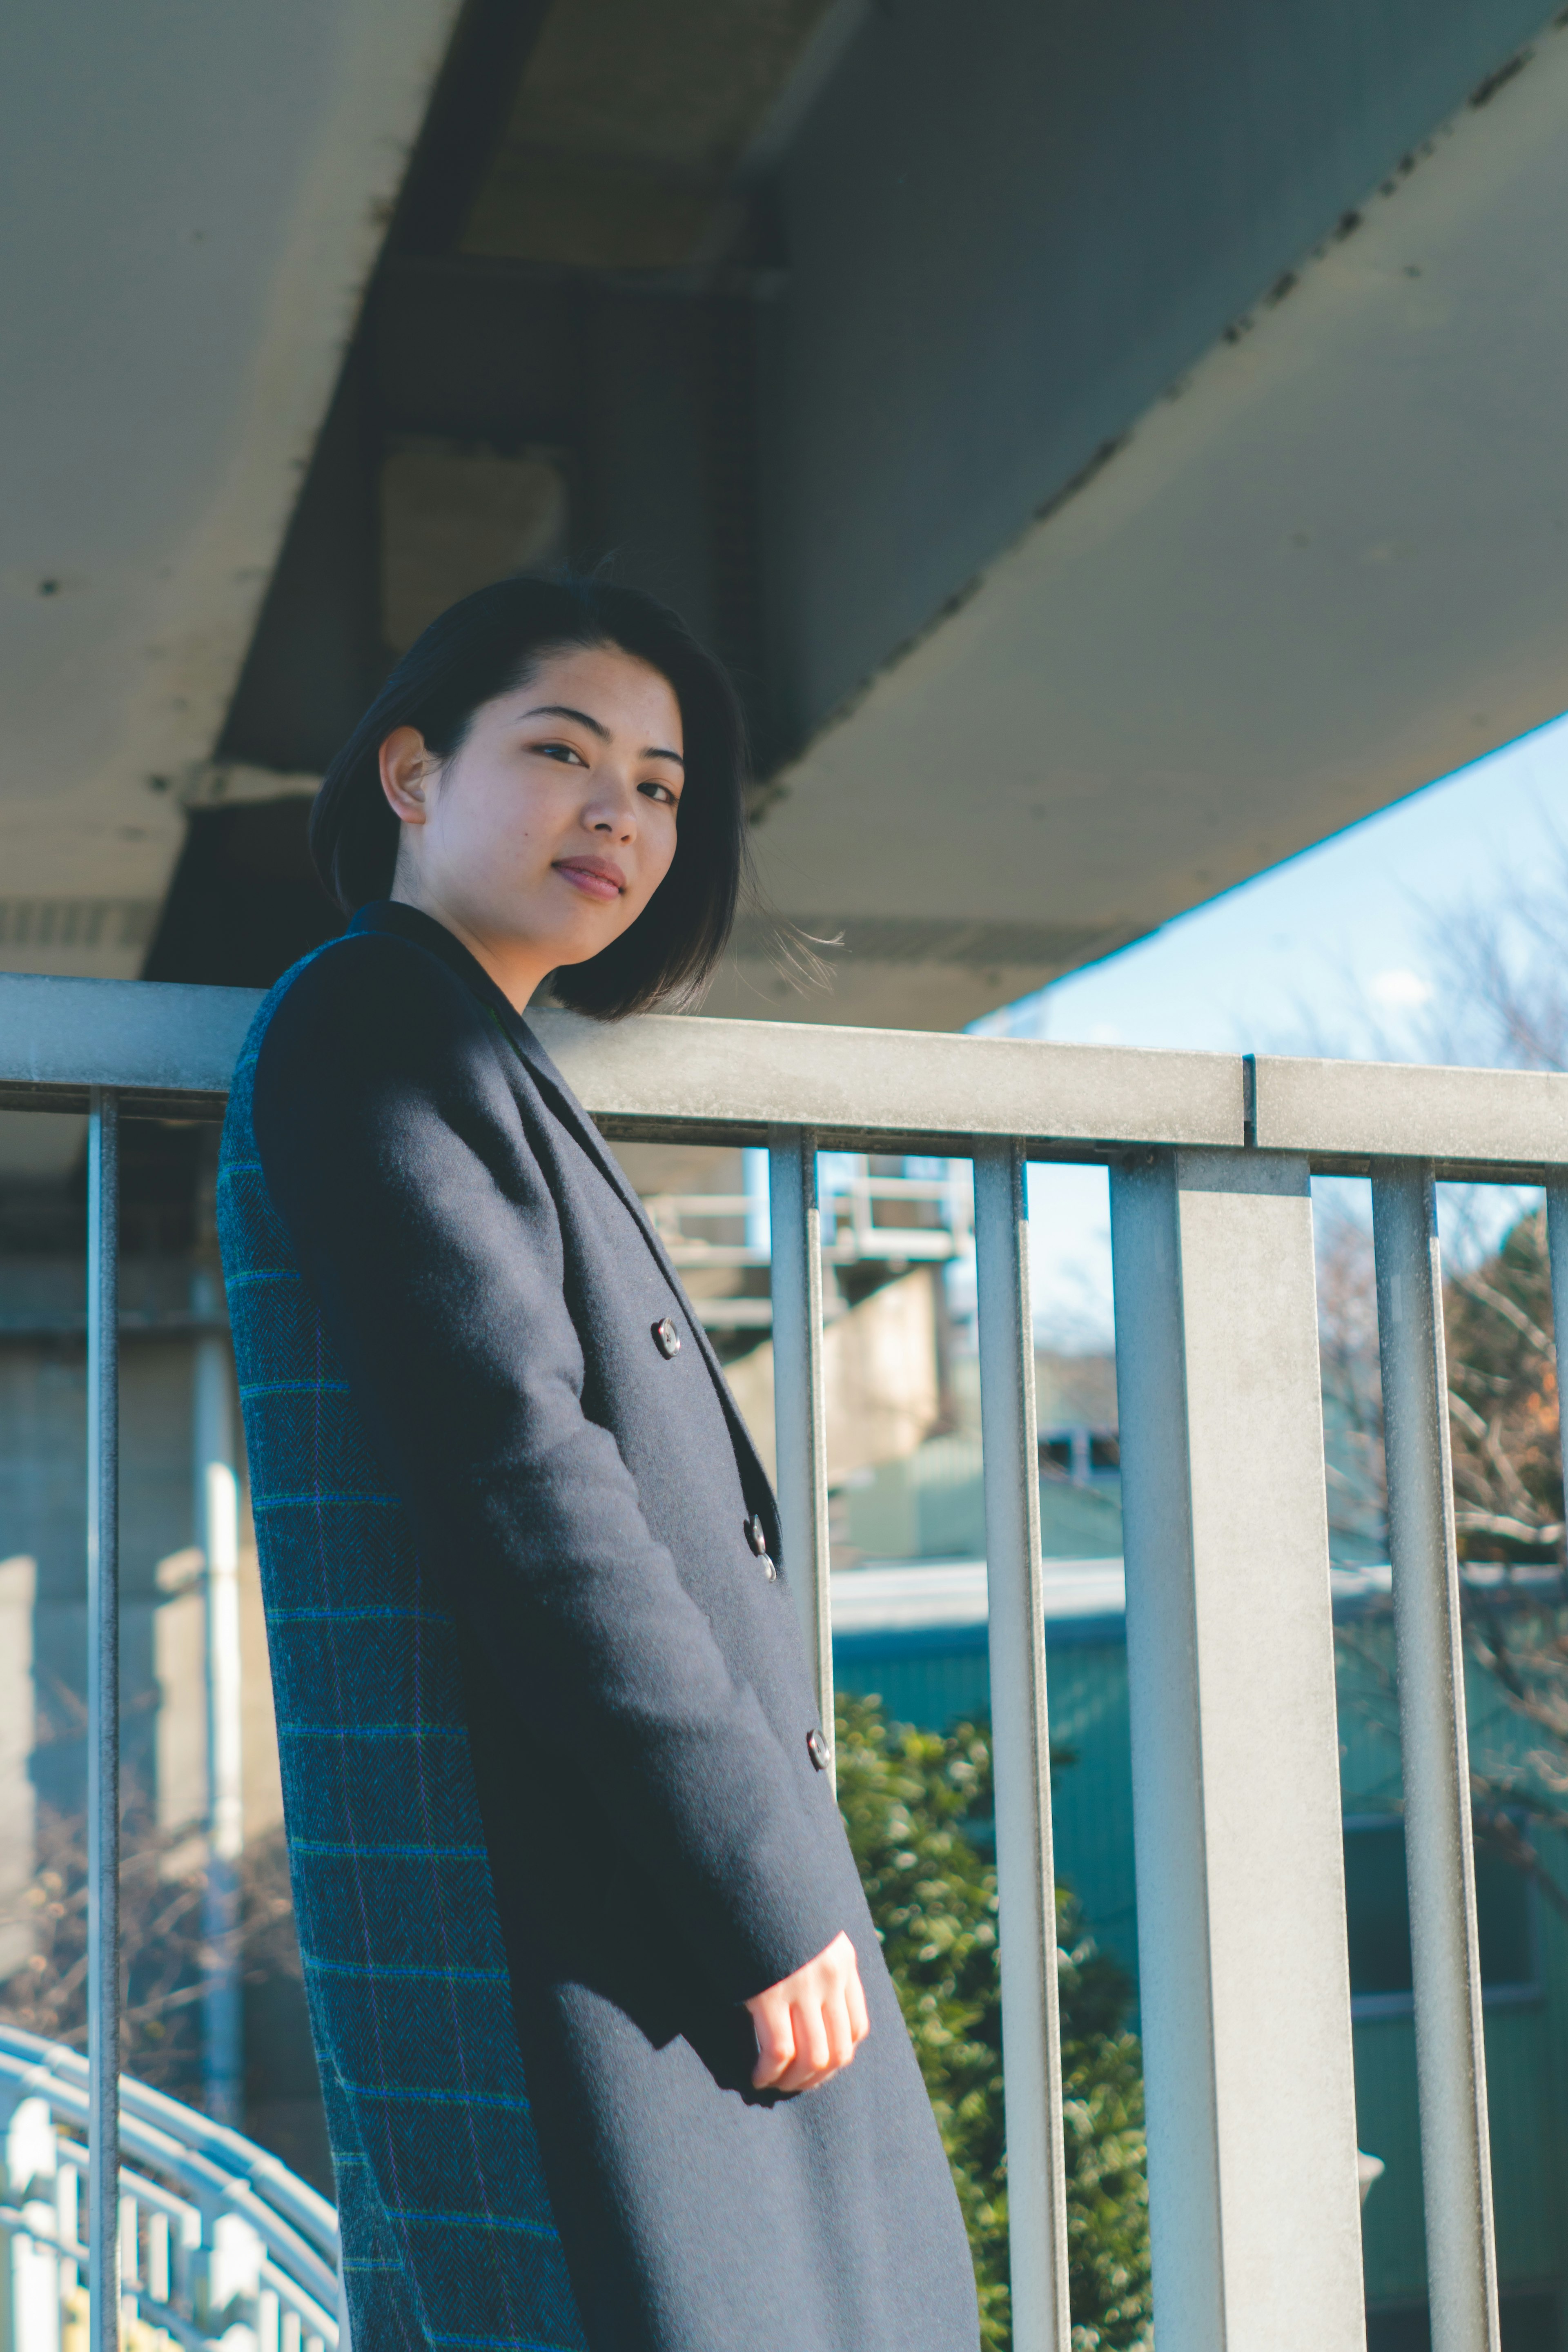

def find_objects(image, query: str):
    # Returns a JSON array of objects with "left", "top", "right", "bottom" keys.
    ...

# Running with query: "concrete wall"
[
  {"left": 758, "top": 0, "right": 1557, "bottom": 746},
  {"left": 0, "top": 1315, "right": 281, "bottom": 1879},
  {"left": 727, "top": 1266, "right": 942, "bottom": 1488}
]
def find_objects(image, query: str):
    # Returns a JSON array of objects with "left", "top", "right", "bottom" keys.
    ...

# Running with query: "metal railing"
[
  {"left": 3, "top": 970, "right": 1562, "bottom": 2351},
  {"left": 641, "top": 1160, "right": 968, "bottom": 1331},
  {"left": 0, "top": 2022, "right": 339, "bottom": 2348},
  {"left": 642, "top": 1163, "right": 969, "bottom": 1270}
]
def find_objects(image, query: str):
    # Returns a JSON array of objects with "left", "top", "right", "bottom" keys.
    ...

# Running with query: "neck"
[{"left": 389, "top": 884, "right": 553, "bottom": 1015}]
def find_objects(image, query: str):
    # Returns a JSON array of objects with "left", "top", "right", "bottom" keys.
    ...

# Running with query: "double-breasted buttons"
[
  {"left": 651, "top": 1315, "right": 681, "bottom": 1358},
  {"left": 806, "top": 1728, "right": 832, "bottom": 1773},
  {"left": 744, "top": 1513, "right": 777, "bottom": 1581}
]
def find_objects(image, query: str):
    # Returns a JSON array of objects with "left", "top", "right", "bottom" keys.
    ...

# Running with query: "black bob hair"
[{"left": 308, "top": 575, "right": 750, "bottom": 1020}]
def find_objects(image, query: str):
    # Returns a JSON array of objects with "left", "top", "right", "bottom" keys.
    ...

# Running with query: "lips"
[{"left": 554, "top": 857, "right": 625, "bottom": 902}]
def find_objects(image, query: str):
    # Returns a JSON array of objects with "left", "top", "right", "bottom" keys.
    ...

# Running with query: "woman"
[{"left": 217, "top": 577, "right": 980, "bottom": 2352}]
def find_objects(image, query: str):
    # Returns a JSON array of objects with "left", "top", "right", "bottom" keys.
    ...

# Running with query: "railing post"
[
  {"left": 971, "top": 1140, "right": 1070, "bottom": 2352},
  {"left": 768, "top": 1127, "right": 833, "bottom": 1766},
  {"left": 1372, "top": 1164, "right": 1500, "bottom": 2352},
  {"left": 86, "top": 1087, "right": 120, "bottom": 2352},
  {"left": 1109, "top": 1147, "right": 1365, "bottom": 2351}
]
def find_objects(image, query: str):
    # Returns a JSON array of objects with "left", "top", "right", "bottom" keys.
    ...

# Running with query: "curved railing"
[{"left": 0, "top": 2024, "right": 339, "bottom": 2350}]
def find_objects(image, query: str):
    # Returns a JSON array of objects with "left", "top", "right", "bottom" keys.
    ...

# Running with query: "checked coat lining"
[{"left": 220, "top": 961, "right": 588, "bottom": 2352}]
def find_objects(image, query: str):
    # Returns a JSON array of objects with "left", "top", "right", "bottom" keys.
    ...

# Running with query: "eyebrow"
[{"left": 523, "top": 704, "right": 685, "bottom": 769}]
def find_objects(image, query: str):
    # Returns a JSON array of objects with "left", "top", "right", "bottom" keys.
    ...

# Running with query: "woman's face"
[{"left": 381, "top": 642, "right": 684, "bottom": 1006}]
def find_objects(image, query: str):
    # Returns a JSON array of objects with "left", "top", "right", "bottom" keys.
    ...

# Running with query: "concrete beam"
[
  {"left": 0, "top": 0, "right": 461, "bottom": 977},
  {"left": 717, "top": 12, "right": 1568, "bottom": 1027}
]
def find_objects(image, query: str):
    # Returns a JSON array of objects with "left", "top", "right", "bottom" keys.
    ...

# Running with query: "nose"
[{"left": 584, "top": 770, "right": 639, "bottom": 839}]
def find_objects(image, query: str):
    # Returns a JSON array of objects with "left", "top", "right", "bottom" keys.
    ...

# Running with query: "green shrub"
[{"left": 836, "top": 1693, "right": 1152, "bottom": 2351}]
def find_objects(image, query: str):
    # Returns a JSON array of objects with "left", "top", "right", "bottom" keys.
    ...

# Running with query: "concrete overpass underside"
[{"left": 3, "top": 0, "right": 1567, "bottom": 1040}]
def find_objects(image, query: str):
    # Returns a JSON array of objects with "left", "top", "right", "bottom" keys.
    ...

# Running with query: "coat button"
[
  {"left": 745, "top": 1515, "right": 777, "bottom": 1580},
  {"left": 652, "top": 1316, "right": 681, "bottom": 1358},
  {"left": 806, "top": 1728, "right": 832, "bottom": 1773}
]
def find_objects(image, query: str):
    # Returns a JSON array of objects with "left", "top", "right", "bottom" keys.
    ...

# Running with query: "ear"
[{"left": 380, "top": 726, "right": 433, "bottom": 826}]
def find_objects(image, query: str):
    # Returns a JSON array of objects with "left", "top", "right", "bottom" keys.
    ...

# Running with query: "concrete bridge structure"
[
  {"left": 5, "top": 14, "right": 1568, "bottom": 2341},
  {"left": 4, "top": 0, "right": 1567, "bottom": 1039}
]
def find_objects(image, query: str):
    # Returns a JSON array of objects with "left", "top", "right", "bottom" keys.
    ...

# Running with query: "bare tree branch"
[
  {"left": 1450, "top": 1269, "right": 1554, "bottom": 1359},
  {"left": 0, "top": 1786, "right": 301, "bottom": 2105},
  {"left": 1312, "top": 859, "right": 1568, "bottom": 1884}
]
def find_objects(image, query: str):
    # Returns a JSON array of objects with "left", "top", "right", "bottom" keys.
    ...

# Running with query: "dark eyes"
[{"left": 531, "top": 739, "right": 678, "bottom": 807}]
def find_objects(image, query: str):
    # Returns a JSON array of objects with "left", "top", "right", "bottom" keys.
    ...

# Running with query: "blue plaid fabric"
[{"left": 218, "top": 960, "right": 587, "bottom": 2352}]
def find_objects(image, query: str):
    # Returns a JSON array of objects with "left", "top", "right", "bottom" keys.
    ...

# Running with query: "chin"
[{"left": 549, "top": 924, "right": 621, "bottom": 973}]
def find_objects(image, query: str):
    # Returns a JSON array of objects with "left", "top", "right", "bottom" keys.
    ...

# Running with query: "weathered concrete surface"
[
  {"left": 0, "top": 0, "right": 459, "bottom": 974},
  {"left": 719, "top": 10, "right": 1568, "bottom": 1024}
]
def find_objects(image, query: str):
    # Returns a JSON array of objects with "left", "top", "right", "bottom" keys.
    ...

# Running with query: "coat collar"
[
  {"left": 348, "top": 901, "right": 636, "bottom": 1206},
  {"left": 350, "top": 899, "right": 528, "bottom": 1031},
  {"left": 348, "top": 903, "right": 775, "bottom": 1515}
]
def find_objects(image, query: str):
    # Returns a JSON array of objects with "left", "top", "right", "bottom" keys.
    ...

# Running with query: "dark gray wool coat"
[{"left": 217, "top": 900, "right": 980, "bottom": 2352}]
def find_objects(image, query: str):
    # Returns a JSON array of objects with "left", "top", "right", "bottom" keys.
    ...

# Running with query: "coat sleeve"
[{"left": 250, "top": 931, "right": 844, "bottom": 2004}]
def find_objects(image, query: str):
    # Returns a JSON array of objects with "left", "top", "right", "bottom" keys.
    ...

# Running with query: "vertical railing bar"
[
  {"left": 194, "top": 1274, "right": 244, "bottom": 2127},
  {"left": 972, "top": 1138, "right": 1070, "bottom": 2352},
  {"left": 1371, "top": 1161, "right": 1499, "bottom": 2352},
  {"left": 768, "top": 1126, "right": 833, "bottom": 1773},
  {"left": 87, "top": 1086, "right": 121, "bottom": 2352},
  {"left": 1544, "top": 1183, "right": 1568, "bottom": 1562}
]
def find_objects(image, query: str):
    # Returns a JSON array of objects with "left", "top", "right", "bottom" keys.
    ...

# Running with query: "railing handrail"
[
  {"left": 0, "top": 2025, "right": 338, "bottom": 2259},
  {"left": 2, "top": 971, "right": 1566, "bottom": 1176},
  {"left": 0, "top": 974, "right": 262, "bottom": 1114},
  {"left": 0, "top": 2024, "right": 339, "bottom": 2343}
]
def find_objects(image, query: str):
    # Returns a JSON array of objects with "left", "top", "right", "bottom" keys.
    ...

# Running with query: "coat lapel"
[
  {"left": 346, "top": 906, "right": 776, "bottom": 1514},
  {"left": 504, "top": 1016, "right": 777, "bottom": 1513}
]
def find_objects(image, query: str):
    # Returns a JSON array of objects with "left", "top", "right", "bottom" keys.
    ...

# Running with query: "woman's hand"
[{"left": 744, "top": 1930, "right": 870, "bottom": 2093}]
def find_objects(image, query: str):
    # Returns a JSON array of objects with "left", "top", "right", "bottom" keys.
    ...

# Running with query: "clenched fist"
[{"left": 744, "top": 1931, "right": 870, "bottom": 2094}]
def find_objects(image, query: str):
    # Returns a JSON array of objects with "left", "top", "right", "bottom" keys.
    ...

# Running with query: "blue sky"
[{"left": 976, "top": 710, "right": 1568, "bottom": 1345}]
